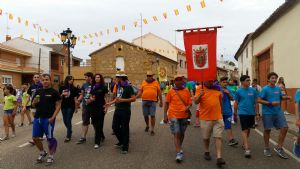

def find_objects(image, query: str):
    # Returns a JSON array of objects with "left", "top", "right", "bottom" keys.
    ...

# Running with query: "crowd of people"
[{"left": 0, "top": 71, "right": 300, "bottom": 168}]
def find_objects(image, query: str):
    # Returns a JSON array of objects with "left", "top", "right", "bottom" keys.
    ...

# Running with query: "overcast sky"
[{"left": 0, "top": 0, "right": 285, "bottom": 62}]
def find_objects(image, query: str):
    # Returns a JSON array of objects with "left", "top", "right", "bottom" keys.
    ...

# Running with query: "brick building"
[{"left": 89, "top": 39, "right": 178, "bottom": 88}]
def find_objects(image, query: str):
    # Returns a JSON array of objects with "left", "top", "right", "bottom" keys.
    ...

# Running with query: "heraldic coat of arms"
[{"left": 192, "top": 45, "right": 208, "bottom": 69}]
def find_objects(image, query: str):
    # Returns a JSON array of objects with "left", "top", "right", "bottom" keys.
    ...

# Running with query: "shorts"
[
  {"left": 4, "top": 109, "right": 14, "bottom": 115},
  {"left": 32, "top": 118, "right": 55, "bottom": 139},
  {"left": 142, "top": 101, "right": 157, "bottom": 117},
  {"left": 170, "top": 118, "right": 188, "bottom": 134},
  {"left": 262, "top": 113, "right": 288, "bottom": 130},
  {"left": 82, "top": 106, "right": 91, "bottom": 126},
  {"left": 200, "top": 120, "right": 224, "bottom": 139},
  {"left": 239, "top": 115, "right": 255, "bottom": 130},
  {"left": 298, "top": 128, "right": 300, "bottom": 135},
  {"left": 223, "top": 115, "right": 232, "bottom": 130}
]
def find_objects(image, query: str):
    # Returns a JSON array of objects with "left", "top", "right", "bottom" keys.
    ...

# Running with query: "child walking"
[{"left": 1, "top": 85, "right": 17, "bottom": 140}]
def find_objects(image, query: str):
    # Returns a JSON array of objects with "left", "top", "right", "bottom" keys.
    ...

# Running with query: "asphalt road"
[{"left": 0, "top": 100, "right": 299, "bottom": 169}]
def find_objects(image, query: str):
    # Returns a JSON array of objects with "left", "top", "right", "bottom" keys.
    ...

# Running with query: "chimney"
[{"left": 6, "top": 35, "right": 11, "bottom": 41}]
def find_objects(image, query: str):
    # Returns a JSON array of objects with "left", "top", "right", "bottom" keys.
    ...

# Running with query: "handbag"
[{"left": 173, "top": 89, "right": 192, "bottom": 117}]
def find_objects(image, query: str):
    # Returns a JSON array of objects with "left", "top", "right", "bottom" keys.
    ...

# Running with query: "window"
[
  {"left": 2, "top": 75, "right": 12, "bottom": 85},
  {"left": 16, "top": 57, "right": 21, "bottom": 66},
  {"left": 179, "top": 59, "right": 183, "bottom": 68},
  {"left": 246, "top": 48, "right": 248, "bottom": 58},
  {"left": 61, "top": 59, "right": 64, "bottom": 67},
  {"left": 116, "top": 56, "right": 125, "bottom": 71},
  {"left": 53, "top": 75, "right": 60, "bottom": 84}
]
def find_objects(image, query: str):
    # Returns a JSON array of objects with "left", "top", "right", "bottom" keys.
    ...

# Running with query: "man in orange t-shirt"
[
  {"left": 136, "top": 71, "right": 162, "bottom": 135},
  {"left": 164, "top": 75, "right": 192, "bottom": 163},
  {"left": 194, "top": 80, "right": 225, "bottom": 167}
]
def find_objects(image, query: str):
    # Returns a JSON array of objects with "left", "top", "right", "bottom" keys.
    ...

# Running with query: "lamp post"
[{"left": 60, "top": 28, "right": 77, "bottom": 75}]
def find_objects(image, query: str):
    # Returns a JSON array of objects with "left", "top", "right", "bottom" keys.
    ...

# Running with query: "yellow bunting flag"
[
  {"left": 107, "top": 29, "right": 109, "bottom": 35},
  {"left": 143, "top": 19, "right": 148, "bottom": 24},
  {"left": 113, "top": 44, "right": 117, "bottom": 48},
  {"left": 134, "top": 21, "right": 138, "bottom": 27},
  {"left": 41, "top": 38, "right": 45, "bottom": 42},
  {"left": 100, "top": 31, "right": 103, "bottom": 36},
  {"left": 187, "top": 5, "right": 192, "bottom": 12},
  {"left": 20, "top": 34, "right": 24, "bottom": 38},
  {"left": 82, "top": 40, "right": 85, "bottom": 44},
  {"left": 122, "top": 25, "right": 125, "bottom": 31},
  {"left": 98, "top": 43, "right": 101, "bottom": 46},
  {"left": 115, "top": 27, "right": 118, "bottom": 33},
  {"left": 77, "top": 36, "right": 80, "bottom": 41},
  {"left": 58, "top": 34, "right": 61, "bottom": 39},
  {"left": 201, "top": 0, "right": 206, "bottom": 8},
  {"left": 163, "top": 12, "right": 167, "bottom": 19},
  {"left": 18, "top": 17, "right": 21, "bottom": 23},
  {"left": 174, "top": 9, "right": 179, "bottom": 16},
  {"left": 9, "top": 13, "right": 13, "bottom": 20},
  {"left": 89, "top": 34, "right": 93, "bottom": 38},
  {"left": 153, "top": 16, "right": 158, "bottom": 22},
  {"left": 39, "top": 26, "right": 43, "bottom": 32},
  {"left": 90, "top": 42, "right": 93, "bottom": 45},
  {"left": 30, "top": 37, "right": 34, "bottom": 42},
  {"left": 51, "top": 38, "right": 55, "bottom": 42},
  {"left": 25, "top": 20, "right": 29, "bottom": 27},
  {"left": 94, "top": 33, "right": 98, "bottom": 37}
]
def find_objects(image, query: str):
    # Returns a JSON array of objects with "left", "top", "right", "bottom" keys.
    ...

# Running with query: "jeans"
[
  {"left": 61, "top": 107, "right": 75, "bottom": 138},
  {"left": 90, "top": 108, "right": 105, "bottom": 145},
  {"left": 112, "top": 109, "right": 131, "bottom": 151}
]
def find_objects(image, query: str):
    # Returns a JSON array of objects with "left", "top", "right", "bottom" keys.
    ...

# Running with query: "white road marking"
[
  {"left": 18, "top": 142, "right": 31, "bottom": 148},
  {"left": 254, "top": 128, "right": 300, "bottom": 163}
]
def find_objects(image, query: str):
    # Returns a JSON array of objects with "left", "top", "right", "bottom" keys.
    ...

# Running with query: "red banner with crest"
[{"left": 183, "top": 28, "right": 218, "bottom": 82}]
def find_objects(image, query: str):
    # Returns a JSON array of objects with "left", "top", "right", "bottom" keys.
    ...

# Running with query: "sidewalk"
[{"left": 285, "top": 113, "right": 299, "bottom": 136}]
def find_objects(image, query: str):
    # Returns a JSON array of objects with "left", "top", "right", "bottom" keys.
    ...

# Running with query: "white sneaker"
[
  {"left": 94, "top": 144, "right": 100, "bottom": 149},
  {"left": 11, "top": 133, "right": 16, "bottom": 138}
]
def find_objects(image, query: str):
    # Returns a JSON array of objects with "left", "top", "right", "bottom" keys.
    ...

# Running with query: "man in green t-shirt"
[{"left": 106, "top": 72, "right": 136, "bottom": 154}]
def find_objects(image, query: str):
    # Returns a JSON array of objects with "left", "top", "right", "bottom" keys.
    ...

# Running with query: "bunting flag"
[
  {"left": 174, "top": 9, "right": 179, "bottom": 16},
  {"left": 100, "top": 31, "right": 103, "bottom": 36},
  {"left": 113, "top": 44, "right": 117, "bottom": 48},
  {"left": 20, "top": 34, "right": 24, "bottom": 38},
  {"left": 107, "top": 29, "right": 109, "bottom": 34},
  {"left": 89, "top": 34, "right": 93, "bottom": 38},
  {"left": 30, "top": 37, "right": 34, "bottom": 42},
  {"left": 51, "top": 38, "right": 55, "bottom": 42},
  {"left": 0, "top": 9, "right": 2, "bottom": 15},
  {"left": 39, "top": 26, "right": 43, "bottom": 32},
  {"left": 18, "top": 17, "right": 21, "bottom": 23},
  {"left": 77, "top": 36, "right": 80, "bottom": 41},
  {"left": 45, "top": 29, "right": 48, "bottom": 33},
  {"left": 33, "top": 24, "right": 36, "bottom": 29},
  {"left": 90, "top": 42, "right": 93, "bottom": 45},
  {"left": 98, "top": 43, "right": 101, "bottom": 46},
  {"left": 122, "top": 25, "right": 125, "bottom": 31},
  {"left": 9, "top": 13, "right": 13, "bottom": 20},
  {"left": 153, "top": 16, "right": 158, "bottom": 22},
  {"left": 187, "top": 5, "right": 192, "bottom": 12},
  {"left": 201, "top": 0, "right": 206, "bottom": 8},
  {"left": 163, "top": 12, "right": 167, "bottom": 19},
  {"left": 94, "top": 33, "right": 98, "bottom": 37},
  {"left": 143, "top": 19, "right": 148, "bottom": 24},
  {"left": 183, "top": 27, "right": 218, "bottom": 81},
  {"left": 115, "top": 27, "right": 118, "bottom": 32},
  {"left": 41, "top": 38, "right": 45, "bottom": 42},
  {"left": 84, "top": 35, "right": 87, "bottom": 39},
  {"left": 134, "top": 21, "right": 138, "bottom": 27}
]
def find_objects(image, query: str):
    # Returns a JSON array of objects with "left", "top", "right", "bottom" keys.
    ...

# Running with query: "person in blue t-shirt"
[
  {"left": 293, "top": 89, "right": 300, "bottom": 157},
  {"left": 234, "top": 75, "right": 257, "bottom": 158},
  {"left": 257, "top": 72, "right": 291, "bottom": 159},
  {"left": 220, "top": 77, "right": 238, "bottom": 147}
]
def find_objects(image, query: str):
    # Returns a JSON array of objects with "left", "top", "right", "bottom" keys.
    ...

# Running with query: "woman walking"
[
  {"left": 87, "top": 74, "right": 109, "bottom": 149},
  {"left": 277, "top": 77, "right": 289, "bottom": 114},
  {"left": 59, "top": 76, "right": 80, "bottom": 142}
]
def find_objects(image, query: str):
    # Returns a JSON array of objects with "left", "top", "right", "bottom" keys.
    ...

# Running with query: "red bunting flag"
[{"left": 183, "top": 27, "right": 218, "bottom": 81}]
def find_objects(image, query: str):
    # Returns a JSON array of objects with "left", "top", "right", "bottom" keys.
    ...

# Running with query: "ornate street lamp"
[{"left": 60, "top": 28, "right": 76, "bottom": 75}]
